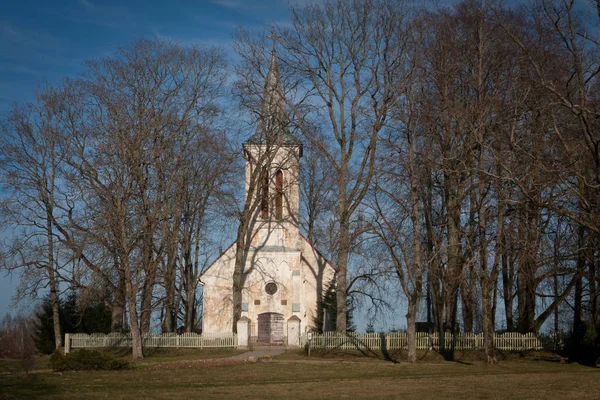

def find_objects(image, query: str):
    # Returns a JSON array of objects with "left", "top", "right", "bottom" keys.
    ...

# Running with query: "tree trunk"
[
  {"left": 553, "top": 234, "right": 560, "bottom": 333},
  {"left": 119, "top": 214, "right": 143, "bottom": 359},
  {"left": 573, "top": 222, "right": 589, "bottom": 349},
  {"left": 502, "top": 218, "right": 514, "bottom": 331},
  {"left": 336, "top": 211, "right": 350, "bottom": 333},
  {"left": 111, "top": 269, "right": 126, "bottom": 332},
  {"left": 232, "top": 212, "right": 251, "bottom": 333},
  {"left": 424, "top": 173, "right": 446, "bottom": 354},
  {"left": 517, "top": 201, "right": 538, "bottom": 333},
  {"left": 125, "top": 277, "right": 144, "bottom": 360},
  {"left": 46, "top": 209, "right": 62, "bottom": 350},
  {"left": 139, "top": 224, "right": 157, "bottom": 334},
  {"left": 185, "top": 255, "right": 197, "bottom": 332},
  {"left": 587, "top": 233, "right": 599, "bottom": 344},
  {"left": 186, "top": 204, "right": 206, "bottom": 333},
  {"left": 445, "top": 173, "right": 462, "bottom": 334},
  {"left": 482, "top": 281, "right": 497, "bottom": 364},
  {"left": 140, "top": 272, "right": 156, "bottom": 335},
  {"left": 406, "top": 296, "right": 418, "bottom": 363},
  {"left": 461, "top": 273, "right": 474, "bottom": 333},
  {"left": 49, "top": 280, "right": 61, "bottom": 350},
  {"left": 162, "top": 228, "right": 181, "bottom": 333},
  {"left": 591, "top": 246, "right": 600, "bottom": 345},
  {"left": 161, "top": 260, "right": 178, "bottom": 333}
]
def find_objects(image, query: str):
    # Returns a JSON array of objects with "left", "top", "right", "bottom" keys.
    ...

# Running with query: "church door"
[{"left": 257, "top": 312, "right": 284, "bottom": 344}]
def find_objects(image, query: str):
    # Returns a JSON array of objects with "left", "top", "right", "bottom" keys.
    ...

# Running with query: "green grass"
[
  {"left": 1, "top": 352, "right": 599, "bottom": 399},
  {"left": 0, "top": 348, "right": 244, "bottom": 374},
  {"left": 95, "top": 347, "right": 247, "bottom": 365},
  {"left": 276, "top": 348, "right": 563, "bottom": 364},
  {"left": 0, "top": 356, "right": 50, "bottom": 373}
]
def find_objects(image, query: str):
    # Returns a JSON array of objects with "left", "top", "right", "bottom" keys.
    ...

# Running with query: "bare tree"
[
  {"left": 59, "top": 39, "right": 227, "bottom": 359},
  {"left": 494, "top": 0, "right": 599, "bottom": 342},
  {"left": 371, "top": 99, "right": 424, "bottom": 362},
  {"left": 0, "top": 86, "right": 70, "bottom": 350},
  {"left": 273, "top": 0, "right": 411, "bottom": 332}
]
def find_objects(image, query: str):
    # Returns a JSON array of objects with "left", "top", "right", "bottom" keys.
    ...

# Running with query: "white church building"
[{"left": 199, "top": 42, "right": 335, "bottom": 345}]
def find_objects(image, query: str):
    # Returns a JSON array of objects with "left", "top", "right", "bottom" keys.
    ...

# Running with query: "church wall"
[
  {"left": 201, "top": 237, "right": 335, "bottom": 338},
  {"left": 201, "top": 246, "right": 236, "bottom": 333}
]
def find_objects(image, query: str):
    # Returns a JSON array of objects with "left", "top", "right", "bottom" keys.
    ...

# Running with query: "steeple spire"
[
  {"left": 259, "top": 29, "right": 284, "bottom": 139},
  {"left": 245, "top": 29, "right": 301, "bottom": 148}
]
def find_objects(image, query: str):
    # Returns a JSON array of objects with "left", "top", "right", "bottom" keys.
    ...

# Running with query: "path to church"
[{"left": 227, "top": 346, "right": 286, "bottom": 361}]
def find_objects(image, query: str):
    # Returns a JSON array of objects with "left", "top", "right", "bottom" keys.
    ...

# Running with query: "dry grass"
[
  {"left": 277, "top": 348, "right": 563, "bottom": 364},
  {"left": 100, "top": 346, "right": 247, "bottom": 364},
  {"left": 0, "top": 347, "right": 245, "bottom": 376},
  {"left": 1, "top": 352, "right": 599, "bottom": 399},
  {"left": 0, "top": 356, "right": 50, "bottom": 373}
]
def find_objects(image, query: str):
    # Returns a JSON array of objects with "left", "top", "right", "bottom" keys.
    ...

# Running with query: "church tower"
[{"left": 242, "top": 37, "right": 303, "bottom": 250}]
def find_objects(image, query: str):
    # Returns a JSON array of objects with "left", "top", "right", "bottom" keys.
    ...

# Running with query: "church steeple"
[{"left": 246, "top": 30, "right": 301, "bottom": 148}]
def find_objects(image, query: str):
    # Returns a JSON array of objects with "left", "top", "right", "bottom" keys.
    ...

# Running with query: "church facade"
[{"left": 199, "top": 43, "right": 335, "bottom": 345}]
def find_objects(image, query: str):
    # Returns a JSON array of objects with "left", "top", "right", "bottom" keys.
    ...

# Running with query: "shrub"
[
  {"left": 50, "top": 349, "right": 130, "bottom": 371},
  {"left": 564, "top": 324, "right": 600, "bottom": 366}
]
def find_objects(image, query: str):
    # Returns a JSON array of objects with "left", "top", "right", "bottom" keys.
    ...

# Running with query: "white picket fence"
[
  {"left": 301, "top": 332, "right": 549, "bottom": 351},
  {"left": 66, "top": 332, "right": 237, "bottom": 352}
]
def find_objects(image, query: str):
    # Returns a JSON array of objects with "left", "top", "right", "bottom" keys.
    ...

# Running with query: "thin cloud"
[
  {"left": 79, "top": 0, "right": 94, "bottom": 10},
  {"left": 210, "top": 0, "right": 267, "bottom": 11}
]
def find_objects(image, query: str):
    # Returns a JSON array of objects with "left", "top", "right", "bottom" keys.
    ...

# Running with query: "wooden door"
[{"left": 257, "top": 312, "right": 284, "bottom": 344}]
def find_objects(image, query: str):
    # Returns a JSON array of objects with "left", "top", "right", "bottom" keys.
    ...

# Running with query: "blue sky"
[
  {"left": 0, "top": 0, "right": 297, "bottom": 114},
  {"left": 0, "top": 0, "right": 299, "bottom": 318}
]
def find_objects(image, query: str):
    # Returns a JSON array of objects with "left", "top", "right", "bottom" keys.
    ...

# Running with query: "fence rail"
[
  {"left": 65, "top": 331, "right": 559, "bottom": 353},
  {"left": 301, "top": 332, "right": 557, "bottom": 351},
  {"left": 65, "top": 332, "right": 237, "bottom": 353}
]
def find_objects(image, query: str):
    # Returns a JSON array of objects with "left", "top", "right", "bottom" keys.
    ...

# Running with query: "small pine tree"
[
  {"left": 313, "top": 283, "right": 356, "bottom": 333},
  {"left": 32, "top": 291, "right": 112, "bottom": 354},
  {"left": 366, "top": 322, "right": 375, "bottom": 334},
  {"left": 32, "top": 297, "right": 58, "bottom": 355}
]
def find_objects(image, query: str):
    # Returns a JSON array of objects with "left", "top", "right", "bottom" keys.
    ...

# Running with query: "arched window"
[
  {"left": 275, "top": 169, "right": 283, "bottom": 220},
  {"left": 261, "top": 169, "right": 269, "bottom": 218}
]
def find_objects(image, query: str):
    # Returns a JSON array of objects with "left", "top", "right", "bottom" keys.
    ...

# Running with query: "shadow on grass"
[
  {"left": 1, "top": 373, "right": 59, "bottom": 398},
  {"left": 305, "top": 335, "right": 403, "bottom": 363},
  {"left": 379, "top": 333, "right": 399, "bottom": 364}
]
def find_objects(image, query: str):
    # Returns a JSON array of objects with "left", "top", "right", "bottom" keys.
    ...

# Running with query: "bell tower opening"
[
  {"left": 261, "top": 169, "right": 269, "bottom": 218},
  {"left": 275, "top": 169, "right": 283, "bottom": 220}
]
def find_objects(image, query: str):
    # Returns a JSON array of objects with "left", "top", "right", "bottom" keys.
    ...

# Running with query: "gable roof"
[
  {"left": 198, "top": 241, "right": 235, "bottom": 280},
  {"left": 299, "top": 233, "right": 336, "bottom": 272},
  {"left": 198, "top": 234, "right": 336, "bottom": 281}
]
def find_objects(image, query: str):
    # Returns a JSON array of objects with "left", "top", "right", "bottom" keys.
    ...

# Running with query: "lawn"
[
  {"left": 0, "top": 347, "right": 245, "bottom": 373},
  {"left": 95, "top": 346, "right": 247, "bottom": 364},
  {"left": 1, "top": 351, "right": 599, "bottom": 399}
]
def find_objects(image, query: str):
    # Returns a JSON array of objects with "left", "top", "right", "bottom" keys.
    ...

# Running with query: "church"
[{"left": 199, "top": 40, "right": 335, "bottom": 345}]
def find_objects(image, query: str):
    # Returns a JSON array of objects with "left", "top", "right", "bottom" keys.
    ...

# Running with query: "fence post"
[
  {"left": 64, "top": 333, "right": 71, "bottom": 354},
  {"left": 236, "top": 317, "right": 250, "bottom": 349}
]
